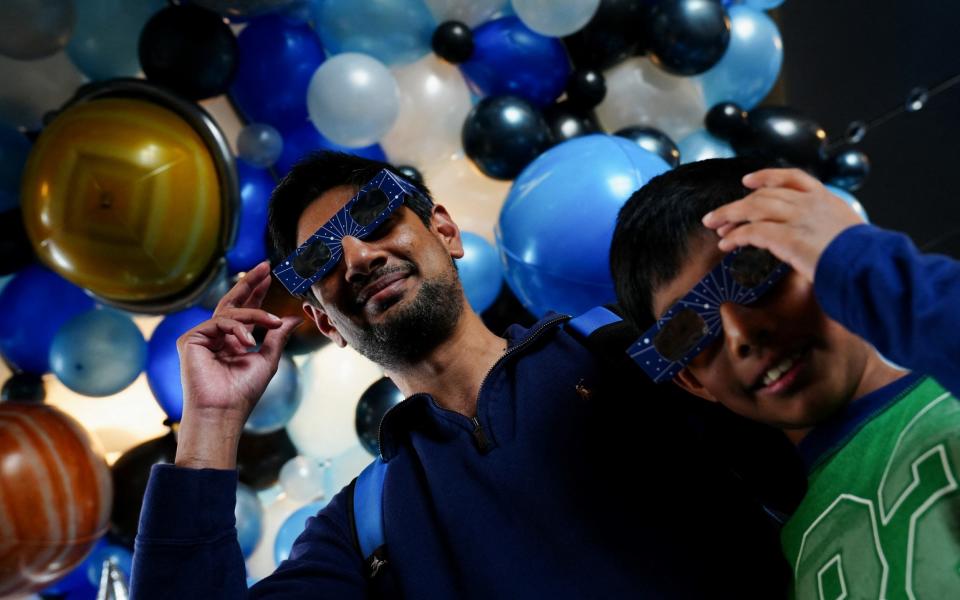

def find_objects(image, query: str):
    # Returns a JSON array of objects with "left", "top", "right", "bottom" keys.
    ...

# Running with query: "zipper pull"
[{"left": 471, "top": 417, "right": 492, "bottom": 453}]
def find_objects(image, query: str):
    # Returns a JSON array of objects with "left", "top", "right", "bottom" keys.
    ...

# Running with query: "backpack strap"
[
  {"left": 351, "top": 456, "right": 390, "bottom": 579},
  {"left": 567, "top": 305, "right": 623, "bottom": 340}
]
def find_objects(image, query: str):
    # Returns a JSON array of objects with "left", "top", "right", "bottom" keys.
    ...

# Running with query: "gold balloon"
[{"left": 21, "top": 97, "right": 224, "bottom": 303}]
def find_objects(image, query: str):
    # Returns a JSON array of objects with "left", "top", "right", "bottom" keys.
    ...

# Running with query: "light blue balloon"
[
  {"left": 744, "top": 0, "right": 785, "bottom": 9},
  {"left": 68, "top": 0, "right": 166, "bottom": 80},
  {"left": 678, "top": 129, "right": 736, "bottom": 164},
  {"left": 245, "top": 353, "right": 301, "bottom": 434},
  {"left": 237, "top": 123, "right": 284, "bottom": 168},
  {"left": 236, "top": 483, "right": 264, "bottom": 558},
  {"left": 274, "top": 500, "right": 328, "bottom": 564},
  {"left": 699, "top": 5, "right": 782, "bottom": 109},
  {"left": 825, "top": 185, "right": 869, "bottom": 223},
  {"left": 0, "top": 125, "right": 31, "bottom": 212},
  {"left": 497, "top": 134, "right": 670, "bottom": 317},
  {"left": 314, "top": 0, "right": 436, "bottom": 66},
  {"left": 456, "top": 232, "right": 503, "bottom": 314},
  {"left": 49, "top": 307, "right": 147, "bottom": 397}
]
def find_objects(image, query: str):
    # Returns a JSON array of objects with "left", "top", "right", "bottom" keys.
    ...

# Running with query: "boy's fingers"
[
  {"left": 703, "top": 191, "right": 796, "bottom": 229},
  {"left": 716, "top": 221, "right": 783, "bottom": 253},
  {"left": 742, "top": 168, "right": 820, "bottom": 192}
]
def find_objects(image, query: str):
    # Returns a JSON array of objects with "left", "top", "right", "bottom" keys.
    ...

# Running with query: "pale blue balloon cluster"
[{"left": 456, "top": 232, "right": 504, "bottom": 314}]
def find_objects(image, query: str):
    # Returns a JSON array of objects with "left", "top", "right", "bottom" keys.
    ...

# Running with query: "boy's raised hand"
[{"left": 701, "top": 168, "right": 866, "bottom": 283}]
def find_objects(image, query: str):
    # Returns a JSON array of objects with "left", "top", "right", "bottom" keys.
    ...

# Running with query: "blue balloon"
[
  {"left": 744, "top": 0, "right": 785, "bottom": 9},
  {"left": 825, "top": 185, "right": 869, "bottom": 223},
  {"left": 42, "top": 537, "right": 131, "bottom": 598},
  {"left": 0, "top": 265, "right": 95, "bottom": 374},
  {"left": 235, "top": 483, "right": 264, "bottom": 558},
  {"left": 68, "top": 0, "right": 167, "bottom": 80},
  {"left": 274, "top": 500, "right": 328, "bottom": 564},
  {"left": 245, "top": 353, "right": 300, "bottom": 433},
  {"left": 678, "top": 129, "right": 736, "bottom": 164},
  {"left": 699, "top": 5, "right": 783, "bottom": 109},
  {"left": 146, "top": 306, "right": 213, "bottom": 422},
  {"left": 49, "top": 308, "right": 147, "bottom": 397},
  {"left": 0, "top": 126, "right": 31, "bottom": 213},
  {"left": 314, "top": 0, "right": 435, "bottom": 66},
  {"left": 456, "top": 232, "right": 503, "bottom": 314},
  {"left": 497, "top": 134, "right": 670, "bottom": 317},
  {"left": 461, "top": 16, "right": 571, "bottom": 107},
  {"left": 227, "top": 161, "right": 275, "bottom": 274},
  {"left": 273, "top": 120, "right": 387, "bottom": 179},
  {"left": 230, "top": 15, "right": 326, "bottom": 131}
]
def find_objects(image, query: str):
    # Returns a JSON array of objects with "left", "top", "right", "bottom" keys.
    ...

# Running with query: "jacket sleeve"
[
  {"left": 130, "top": 464, "right": 366, "bottom": 600},
  {"left": 814, "top": 223, "right": 960, "bottom": 395}
]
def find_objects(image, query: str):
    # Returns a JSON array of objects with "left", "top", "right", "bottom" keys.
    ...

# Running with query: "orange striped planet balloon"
[{"left": 0, "top": 402, "right": 112, "bottom": 596}]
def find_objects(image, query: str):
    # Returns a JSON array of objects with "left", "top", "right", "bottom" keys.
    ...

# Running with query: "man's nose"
[
  {"left": 718, "top": 302, "right": 771, "bottom": 359},
  {"left": 340, "top": 235, "right": 387, "bottom": 283}
]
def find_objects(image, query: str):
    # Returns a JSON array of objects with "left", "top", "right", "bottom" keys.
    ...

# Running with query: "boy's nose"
[{"left": 719, "top": 302, "right": 771, "bottom": 359}]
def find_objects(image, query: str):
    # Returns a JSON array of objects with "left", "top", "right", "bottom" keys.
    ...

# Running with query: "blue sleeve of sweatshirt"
[
  {"left": 814, "top": 223, "right": 960, "bottom": 395},
  {"left": 130, "top": 464, "right": 366, "bottom": 599}
]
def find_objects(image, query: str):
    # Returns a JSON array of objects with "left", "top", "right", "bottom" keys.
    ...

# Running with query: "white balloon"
[
  {"left": 595, "top": 56, "right": 707, "bottom": 143},
  {"left": 511, "top": 0, "right": 599, "bottom": 37},
  {"left": 0, "top": 50, "right": 85, "bottom": 129},
  {"left": 423, "top": 0, "right": 508, "bottom": 27},
  {"left": 381, "top": 54, "right": 472, "bottom": 167},
  {"left": 325, "top": 443, "right": 376, "bottom": 497},
  {"left": 279, "top": 455, "right": 326, "bottom": 502},
  {"left": 419, "top": 152, "right": 511, "bottom": 243},
  {"left": 677, "top": 129, "right": 735, "bottom": 164},
  {"left": 306, "top": 52, "right": 400, "bottom": 148},
  {"left": 245, "top": 489, "right": 301, "bottom": 578},
  {"left": 287, "top": 344, "right": 383, "bottom": 461}
]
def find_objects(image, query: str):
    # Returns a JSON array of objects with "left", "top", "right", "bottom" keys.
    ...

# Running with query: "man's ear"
[
  {"left": 302, "top": 301, "right": 346, "bottom": 348},
  {"left": 673, "top": 367, "right": 719, "bottom": 403},
  {"left": 429, "top": 204, "right": 464, "bottom": 260}
]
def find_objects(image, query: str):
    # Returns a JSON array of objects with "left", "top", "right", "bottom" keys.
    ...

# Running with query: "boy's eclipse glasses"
[{"left": 273, "top": 169, "right": 428, "bottom": 296}]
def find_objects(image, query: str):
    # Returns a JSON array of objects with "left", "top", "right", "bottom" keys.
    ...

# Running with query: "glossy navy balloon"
[
  {"left": 229, "top": 15, "right": 325, "bottom": 131},
  {"left": 0, "top": 208, "right": 35, "bottom": 276},
  {"left": 456, "top": 232, "right": 504, "bottom": 314},
  {"left": 460, "top": 16, "right": 570, "bottom": 107},
  {"left": 734, "top": 106, "right": 826, "bottom": 169},
  {"left": 647, "top": 0, "right": 731, "bottom": 76},
  {"left": 146, "top": 306, "right": 213, "bottom": 422},
  {"left": 462, "top": 95, "right": 553, "bottom": 180},
  {"left": 562, "top": 0, "right": 649, "bottom": 71},
  {"left": 1, "top": 372, "right": 45, "bottom": 402},
  {"left": 544, "top": 101, "right": 601, "bottom": 144},
  {"left": 396, "top": 165, "right": 424, "bottom": 184},
  {"left": 432, "top": 20, "right": 474, "bottom": 63},
  {"left": 356, "top": 377, "right": 405, "bottom": 457},
  {"left": 615, "top": 126, "right": 680, "bottom": 168},
  {"left": 274, "top": 120, "right": 387, "bottom": 179},
  {"left": 565, "top": 69, "right": 607, "bottom": 110},
  {"left": 823, "top": 148, "right": 870, "bottom": 191},
  {"left": 227, "top": 161, "right": 274, "bottom": 274},
  {"left": 705, "top": 101, "right": 749, "bottom": 142}
]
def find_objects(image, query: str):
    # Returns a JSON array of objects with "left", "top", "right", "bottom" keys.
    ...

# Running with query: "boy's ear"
[
  {"left": 673, "top": 367, "right": 718, "bottom": 403},
  {"left": 429, "top": 204, "right": 464, "bottom": 260},
  {"left": 302, "top": 301, "right": 346, "bottom": 348}
]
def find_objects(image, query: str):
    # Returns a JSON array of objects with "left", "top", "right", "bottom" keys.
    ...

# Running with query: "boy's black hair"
[
  {"left": 609, "top": 157, "right": 769, "bottom": 329},
  {"left": 267, "top": 151, "right": 434, "bottom": 304}
]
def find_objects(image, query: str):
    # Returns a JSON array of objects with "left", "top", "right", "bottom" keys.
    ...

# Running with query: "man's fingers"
[
  {"left": 216, "top": 307, "right": 284, "bottom": 331},
  {"left": 216, "top": 261, "right": 272, "bottom": 311},
  {"left": 259, "top": 316, "right": 304, "bottom": 364},
  {"left": 741, "top": 168, "right": 821, "bottom": 193},
  {"left": 243, "top": 271, "right": 274, "bottom": 310}
]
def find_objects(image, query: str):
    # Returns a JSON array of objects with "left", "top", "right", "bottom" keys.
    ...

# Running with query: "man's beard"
[{"left": 348, "top": 263, "right": 464, "bottom": 370}]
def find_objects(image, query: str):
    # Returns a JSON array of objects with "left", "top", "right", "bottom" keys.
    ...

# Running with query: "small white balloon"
[
  {"left": 511, "top": 0, "right": 600, "bottom": 37},
  {"left": 306, "top": 52, "right": 400, "bottom": 148},
  {"left": 237, "top": 123, "right": 283, "bottom": 168},
  {"left": 0, "top": 50, "right": 85, "bottom": 130},
  {"left": 279, "top": 456, "right": 326, "bottom": 502},
  {"left": 677, "top": 129, "right": 735, "bottom": 164},
  {"left": 423, "top": 0, "right": 508, "bottom": 27}
]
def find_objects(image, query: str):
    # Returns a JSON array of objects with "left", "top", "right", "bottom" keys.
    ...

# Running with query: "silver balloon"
[
  {"left": 0, "top": 0, "right": 75, "bottom": 60},
  {"left": 0, "top": 51, "right": 85, "bottom": 129},
  {"left": 306, "top": 53, "right": 400, "bottom": 148},
  {"left": 424, "top": 0, "right": 508, "bottom": 27},
  {"left": 279, "top": 455, "right": 326, "bottom": 502},
  {"left": 511, "top": 0, "right": 600, "bottom": 37},
  {"left": 245, "top": 354, "right": 301, "bottom": 434},
  {"left": 237, "top": 123, "right": 284, "bottom": 168},
  {"left": 677, "top": 129, "right": 735, "bottom": 164}
]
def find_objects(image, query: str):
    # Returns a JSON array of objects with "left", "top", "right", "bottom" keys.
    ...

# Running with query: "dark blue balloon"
[
  {"left": 274, "top": 120, "right": 387, "bottom": 179},
  {"left": 229, "top": 15, "right": 325, "bottom": 131},
  {"left": 227, "top": 161, "right": 275, "bottom": 274},
  {"left": 146, "top": 306, "right": 213, "bottom": 422},
  {"left": 456, "top": 232, "right": 503, "bottom": 314},
  {"left": 0, "top": 126, "right": 31, "bottom": 213},
  {"left": 461, "top": 16, "right": 571, "bottom": 107},
  {"left": 41, "top": 537, "right": 131, "bottom": 599},
  {"left": 0, "top": 264, "right": 95, "bottom": 374},
  {"left": 274, "top": 499, "right": 328, "bottom": 564}
]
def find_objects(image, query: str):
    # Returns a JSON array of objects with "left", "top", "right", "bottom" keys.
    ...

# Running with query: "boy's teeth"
[{"left": 762, "top": 355, "right": 797, "bottom": 387}]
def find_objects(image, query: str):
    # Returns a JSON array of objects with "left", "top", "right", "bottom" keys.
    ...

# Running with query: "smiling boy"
[{"left": 610, "top": 158, "right": 960, "bottom": 597}]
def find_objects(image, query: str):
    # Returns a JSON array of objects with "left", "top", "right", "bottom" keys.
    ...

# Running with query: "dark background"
[{"left": 773, "top": 0, "right": 960, "bottom": 257}]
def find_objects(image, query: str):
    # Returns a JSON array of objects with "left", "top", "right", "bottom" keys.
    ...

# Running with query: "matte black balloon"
[
  {"left": 462, "top": 95, "right": 554, "bottom": 180},
  {"left": 734, "top": 106, "right": 828, "bottom": 170},
  {"left": 139, "top": 5, "right": 238, "bottom": 100},
  {"left": 479, "top": 282, "right": 536, "bottom": 334},
  {"left": 822, "top": 148, "right": 870, "bottom": 191},
  {"left": 356, "top": 377, "right": 405, "bottom": 457},
  {"left": 432, "top": 20, "right": 474, "bottom": 64},
  {"left": 565, "top": 69, "right": 607, "bottom": 109},
  {"left": 110, "top": 429, "right": 178, "bottom": 547},
  {"left": 396, "top": 165, "right": 424, "bottom": 184},
  {"left": 0, "top": 208, "right": 36, "bottom": 275},
  {"left": 236, "top": 428, "right": 298, "bottom": 489},
  {"left": 1, "top": 373, "right": 45, "bottom": 402},
  {"left": 615, "top": 126, "right": 680, "bottom": 168},
  {"left": 544, "top": 101, "right": 601, "bottom": 144},
  {"left": 563, "top": 0, "right": 649, "bottom": 71},
  {"left": 705, "top": 102, "right": 749, "bottom": 142},
  {"left": 646, "top": 0, "right": 731, "bottom": 76}
]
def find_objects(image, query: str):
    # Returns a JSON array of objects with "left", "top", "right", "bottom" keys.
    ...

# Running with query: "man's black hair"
[
  {"left": 267, "top": 151, "right": 434, "bottom": 304},
  {"left": 609, "top": 157, "right": 769, "bottom": 330}
]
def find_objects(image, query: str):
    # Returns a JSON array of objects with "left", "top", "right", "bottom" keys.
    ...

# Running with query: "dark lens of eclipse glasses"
[
  {"left": 349, "top": 188, "right": 392, "bottom": 227},
  {"left": 652, "top": 307, "right": 710, "bottom": 361},
  {"left": 292, "top": 240, "right": 333, "bottom": 279}
]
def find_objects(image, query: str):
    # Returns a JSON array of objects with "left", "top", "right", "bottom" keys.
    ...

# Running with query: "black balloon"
[
  {"left": 236, "top": 428, "right": 297, "bottom": 489},
  {"left": 615, "top": 126, "right": 680, "bottom": 168},
  {"left": 432, "top": 20, "right": 474, "bottom": 64},
  {"left": 544, "top": 101, "right": 601, "bottom": 144},
  {"left": 396, "top": 164, "right": 424, "bottom": 184},
  {"left": 1, "top": 372, "right": 45, "bottom": 402},
  {"left": 822, "top": 148, "right": 870, "bottom": 191},
  {"left": 705, "top": 102, "right": 749, "bottom": 142},
  {"left": 565, "top": 69, "right": 607, "bottom": 109},
  {"left": 0, "top": 208, "right": 36, "bottom": 275},
  {"left": 139, "top": 5, "right": 238, "bottom": 100},
  {"left": 462, "top": 95, "right": 553, "bottom": 180},
  {"left": 563, "top": 0, "right": 649, "bottom": 71},
  {"left": 733, "top": 106, "right": 828, "bottom": 170},
  {"left": 646, "top": 0, "right": 730, "bottom": 76},
  {"left": 356, "top": 377, "right": 404, "bottom": 457},
  {"left": 110, "top": 428, "right": 178, "bottom": 547}
]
